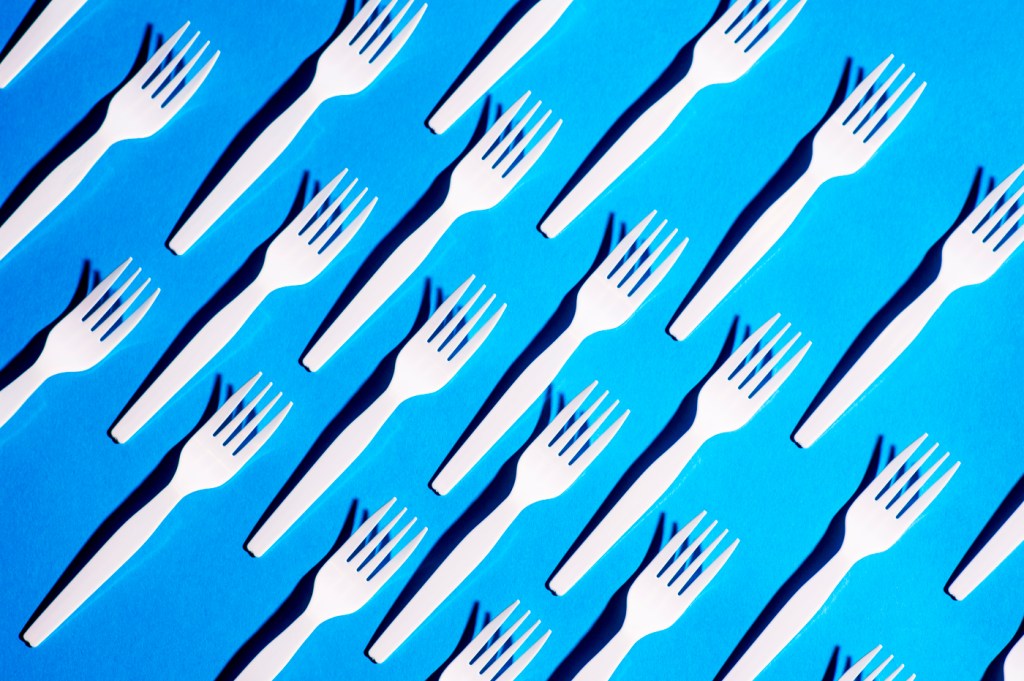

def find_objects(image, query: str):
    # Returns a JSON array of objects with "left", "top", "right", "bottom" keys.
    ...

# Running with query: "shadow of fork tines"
[
  {"left": 217, "top": 498, "right": 363, "bottom": 681},
  {"left": 19, "top": 375, "right": 227, "bottom": 645},
  {"left": 0, "top": 24, "right": 157, "bottom": 231},
  {"left": 712, "top": 436, "right": 893, "bottom": 681},
  {"left": 790, "top": 167, "right": 987, "bottom": 446}
]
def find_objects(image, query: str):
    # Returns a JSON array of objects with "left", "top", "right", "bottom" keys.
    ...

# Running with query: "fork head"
[
  {"left": 843, "top": 434, "right": 960, "bottom": 559},
  {"left": 313, "top": 498, "right": 426, "bottom": 615},
  {"left": 691, "top": 0, "right": 806, "bottom": 87},
  {"left": 938, "top": 164, "right": 1024, "bottom": 286},
  {"left": 575, "top": 211, "right": 687, "bottom": 333},
  {"left": 262, "top": 169, "right": 377, "bottom": 287},
  {"left": 107, "top": 22, "right": 219, "bottom": 141},
  {"left": 44, "top": 257, "right": 159, "bottom": 372},
  {"left": 447, "top": 92, "right": 561, "bottom": 212},
  {"left": 392, "top": 275, "right": 506, "bottom": 396},
  {"left": 624, "top": 512, "right": 739, "bottom": 635},
  {"left": 175, "top": 373, "right": 291, "bottom": 492},
  {"left": 810, "top": 55, "right": 926, "bottom": 180},
  {"left": 317, "top": 0, "right": 427, "bottom": 95},
  {"left": 693, "top": 314, "right": 810, "bottom": 434},
  {"left": 440, "top": 600, "right": 551, "bottom": 681},
  {"left": 838, "top": 645, "right": 916, "bottom": 681},
  {"left": 512, "top": 381, "right": 629, "bottom": 503}
]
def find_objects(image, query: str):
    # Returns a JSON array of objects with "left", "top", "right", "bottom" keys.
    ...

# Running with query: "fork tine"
[
  {"left": 981, "top": 185, "right": 1024, "bottom": 240},
  {"left": 228, "top": 391, "right": 283, "bottom": 452},
  {"left": 217, "top": 381, "right": 272, "bottom": 438},
  {"left": 360, "top": 515, "right": 418, "bottom": 576},
  {"left": 543, "top": 381, "right": 599, "bottom": 443},
  {"left": 310, "top": 185, "right": 365, "bottom": 244},
  {"left": 102, "top": 287, "right": 160, "bottom": 347},
  {"left": 734, "top": 322, "right": 790, "bottom": 384},
  {"left": 894, "top": 452, "right": 950, "bottom": 516},
  {"left": 742, "top": 330, "right": 799, "bottom": 392},
  {"left": 85, "top": 267, "right": 140, "bottom": 323},
  {"left": 742, "top": 0, "right": 803, "bottom": 56},
  {"left": 228, "top": 400, "right": 290, "bottom": 464},
  {"left": 729, "top": 0, "right": 771, "bottom": 39},
  {"left": 338, "top": 498, "right": 397, "bottom": 557},
  {"left": 614, "top": 220, "right": 666, "bottom": 286},
  {"left": 443, "top": 293, "right": 494, "bottom": 358},
  {"left": 480, "top": 610, "right": 530, "bottom": 668},
  {"left": 862, "top": 80, "right": 925, "bottom": 149},
  {"left": 835, "top": 55, "right": 895, "bottom": 123},
  {"left": 964, "top": 164, "right": 1024, "bottom": 230},
  {"left": 290, "top": 169, "right": 348, "bottom": 235},
  {"left": 857, "top": 71, "right": 913, "bottom": 139},
  {"left": 994, "top": 204, "right": 1024, "bottom": 255},
  {"left": 354, "top": 0, "right": 399, "bottom": 53},
  {"left": 148, "top": 31, "right": 199, "bottom": 93},
  {"left": 845, "top": 63, "right": 904, "bottom": 132},
  {"left": 663, "top": 521, "right": 717, "bottom": 584},
  {"left": 448, "top": 303, "right": 505, "bottom": 368},
  {"left": 670, "top": 527, "right": 728, "bottom": 590},
  {"left": 677, "top": 537, "right": 739, "bottom": 601},
  {"left": 718, "top": 0, "right": 754, "bottom": 31},
  {"left": 163, "top": 49, "right": 220, "bottom": 116},
  {"left": 486, "top": 99, "right": 542, "bottom": 164},
  {"left": 865, "top": 434, "right": 927, "bottom": 498},
  {"left": 323, "top": 196, "right": 377, "bottom": 259},
  {"left": 486, "top": 619, "right": 540, "bottom": 679},
  {"left": 842, "top": 646, "right": 883, "bottom": 681},
  {"left": 341, "top": 0, "right": 385, "bottom": 43},
  {"left": 433, "top": 284, "right": 485, "bottom": 347},
  {"left": 93, "top": 277, "right": 150, "bottom": 337},
  {"left": 748, "top": 340, "right": 811, "bottom": 406},
  {"left": 599, "top": 212, "right": 657, "bottom": 278},
  {"left": 413, "top": 276, "right": 474, "bottom": 342},
  {"left": 496, "top": 109, "right": 552, "bottom": 176},
  {"left": 630, "top": 235, "right": 687, "bottom": 304},
  {"left": 370, "top": 0, "right": 417, "bottom": 55},
  {"left": 498, "top": 629, "right": 551, "bottom": 681},
  {"left": 353, "top": 507, "right": 407, "bottom": 565},
  {"left": 75, "top": 257, "right": 131, "bottom": 317},
  {"left": 881, "top": 665, "right": 907, "bottom": 681},
  {"left": 551, "top": 390, "right": 607, "bottom": 451},
  {"left": 863, "top": 655, "right": 895, "bottom": 681},
  {"left": 202, "top": 373, "right": 261, "bottom": 435},
  {"left": 303, "top": 176, "right": 358, "bottom": 240},
  {"left": 460, "top": 601, "right": 519, "bottom": 664},
  {"left": 644, "top": 512, "right": 708, "bottom": 578},
  {"left": 559, "top": 396, "right": 617, "bottom": 461},
  {"left": 371, "top": 525, "right": 427, "bottom": 586},
  {"left": 472, "top": 92, "right": 531, "bottom": 158},
  {"left": 569, "top": 409, "right": 629, "bottom": 471},
  {"left": 369, "top": 2, "right": 426, "bottom": 68},
  {"left": 894, "top": 460, "right": 959, "bottom": 526},
  {"left": 877, "top": 442, "right": 938, "bottom": 507},
  {"left": 622, "top": 227, "right": 680, "bottom": 293},
  {"left": 505, "top": 118, "right": 561, "bottom": 185},
  {"left": 717, "top": 314, "right": 781, "bottom": 378},
  {"left": 132, "top": 22, "right": 190, "bottom": 87},
  {"left": 157, "top": 38, "right": 209, "bottom": 106}
]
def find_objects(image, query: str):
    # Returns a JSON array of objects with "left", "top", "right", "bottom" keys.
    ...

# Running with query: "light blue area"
[{"left": 1, "top": 1, "right": 1022, "bottom": 680}]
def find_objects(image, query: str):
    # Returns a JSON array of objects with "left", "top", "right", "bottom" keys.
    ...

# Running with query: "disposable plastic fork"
[
  {"left": 838, "top": 645, "right": 916, "bottom": 681},
  {"left": 169, "top": 0, "right": 425, "bottom": 254},
  {"left": 428, "top": 0, "right": 574, "bottom": 134},
  {"left": 721, "top": 434, "right": 959, "bottom": 681},
  {"left": 247, "top": 277, "right": 504, "bottom": 557},
  {"left": 110, "top": 171, "right": 374, "bottom": 443},
  {"left": 668, "top": 55, "right": 926, "bottom": 341},
  {"left": 573, "top": 513, "right": 738, "bottom": 681},
  {"left": 539, "top": 0, "right": 806, "bottom": 238},
  {"left": 235, "top": 498, "right": 426, "bottom": 681},
  {"left": 0, "top": 22, "right": 218, "bottom": 264},
  {"left": 0, "top": 0, "right": 89, "bottom": 88},
  {"left": 439, "top": 600, "right": 551, "bottom": 681},
  {"left": 947, "top": 496, "right": 1024, "bottom": 600},
  {"left": 302, "top": 92, "right": 560, "bottom": 371},
  {"left": 431, "top": 211, "right": 684, "bottom": 495},
  {"left": 0, "top": 257, "right": 158, "bottom": 430},
  {"left": 793, "top": 162, "right": 1024, "bottom": 447},
  {"left": 369, "top": 383, "right": 628, "bottom": 661},
  {"left": 549, "top": 314, "right": 809, "bottom": 595},
  {"left": 22, "top": 374, "right": 290, "bottom": 646}
]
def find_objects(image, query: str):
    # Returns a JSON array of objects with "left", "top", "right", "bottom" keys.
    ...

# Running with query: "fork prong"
[
  {"left": 93, "top": 277, "right": 150, "bottom": 337},
  {"left": 963, "top": 163, "right": 1024, "bottom": 232},
  {"left": 880, "top": 664, "right": 906, "bottom": 681},
  {"left": 471, "top": 92, "right": 531, "bottom": 158},
  {"left": 353, "top": 507, "right": 407, "bottom": 564},
  {"left": 846, "top": 63, "right": 904, "bottom": 132},
  {"left": 894, "top": 461, "right": 959, "bottom": 526},
  {"left": 132, "top": 22, "right": 190, "bottom": 87},
  {"left": 443, "top": 293, "right": 493, "bottom": 358},
  {"left": 354, "top": 0, "right": 400, "bottom": 54},
  {"left": 218, "top": 381, "right": 272, "bottom": 439},
  {"left": 486, "top": 619, "right": 540, "bottom": 679},
  {"left": 303, "top": 176, "right": 359, "bottom": 242},
  {"left": 228, "top": 390, "right": 283, "bottom": 452},
  {"left": 728, "top": 0, "right": 771, "bottom": 38},
  {"left": 670, "top": 527, "right": 729, "bottom": 590},
  {"left": 677, "top": 537, "right": 738, "bottom": 602},
  {"left": 620, "top": 226, "right": 677, "bottom": 292},
  {"left": 664, "top": 521, "right": 717, "bottom": 582},
  {"left": 448, "top": 303, "right": 505, "bottom": 368},
  {"left": 598, "top": 212, "right": 657, "bottom": 278},
  {"left": 433, "top": 284, "right": 485, "bottom": 347},
  {"left": 556, "top": 396, "right": 613, "bottom": 462},
  {"left": 505, "top": 118, "right": 561, "bottom": 185},
  {"left": 372, "top": 0, "right": 418, "bottom": 55},
  {"left": 865, "top": 434, "right": 927, "bottom": 498},
  {"left": 289, "top": 169, "right": 349, "bottom": 236},
  {"left": 542, "top": 381, "right": 599, "bottom": 444},
  {"left": 834, "top": 54, "right": 895, "bottom": 123},
  {"left": 570, "top": 409, "right": 629, "bottom": 472},
  {"left": 369, "top": 2, "right": 426, "bottom": 69},
  {"left": 103, "top": 287, "right": 160, "bottom": 347},
  {"left": 226, "top": 399, "right": 290, "bottom": 464},
  {"left": 371, "top": 525, "right": 427, "bottom": 586},
  {"left": 857, "top": 71, "right": 913, "bottom": 139},
  {"left": 337, "top": 498, "right": 397, "bottom": 558},
  {"left": 85, "top": 267, "right": 141, "bottom": 324},
  {"left": 994, "top": 204, "right": 1024, "bottom": 256},
  {"left": 486, "top": 99, "right": 542, "bottom": 164},
  {"left": 862, "top": 80, "right": 925, "bottom": 149},
  {"left": 742, "top": 0, "right": 804, "bottom": 57},
  {"left": 862, "top": 655, "right": 895, "bottom": 681},
  {"left": 748, "top": 340, "right": 811, "bottom": 406},
  {"left": 718, "top": 0, "right": 755, "bottom": 32},
  {"left": 157, "top": 38, "right": 209, "bottom": 106},
  {"left": 148, "top": 31, "right": 199, "bottom": 94},
  {"left": 75, "top": 257, "right": 131, "bottom": 317},
  {"left": 717, "top": 314, "right": 781, "bottom": 378},
  {"left": 460, "top": 601, "right": 519, "bottom": 664},
  {"left": 413, "top": 276, "right": 475, "bottom": 343},
  {"left": 877, "top": 442, "right": 937, "bottom": 507},
  {"left": 498, "top": 628, "right": 550, "bottom": 681},
  {"left": 981, "top": 185, "right": 1024, "bottom": 241},
  {"left": 614, "top": 220, "right": 666, "bottom": 287},
  {"left": 643, "top": 512, "right": 708, "bottom": 579},
  {"left": 324, "top": 196, "right": 377, "bottom": 260},
  {"left": 894, "top": 452, "right": 950, "bottom": 516},
  {"left": 742, "top": 330, "right": 798, "bottom": 393},
  {"left": 202, "top": 373, "right": 261, "bottom": 435},
  {"left": 551, "top": 390, "right": 607, "bottom": 452},
  {"left": 479, "top": 610, "right": 530, "bottom": 668},
  {"left": 341, "top": 0, "right": 386, "bottom": 43},
  {"left": 629, "top": 235, "right": 687, "bottom": 303},
  {"left": 312, "top": 185, "right": 366, "bottom": 245},
  {"left": 360, "top": 516, "right": 417, "bottom": 576},
  {"left": 163, "top": 49, "right": 220, "bottom": 116},
  {"left": 841, "top": 646, "right": 883, "bottom": 681},
  {"left": 735, "top": 322, "right": 790, "bottom": 384},
  {"left": 496, "top": 108, "right": 552, "bottom": 176}
]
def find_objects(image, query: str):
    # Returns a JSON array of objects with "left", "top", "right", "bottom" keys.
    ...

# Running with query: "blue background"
[{"left": 1, "top": 0, "right": 1023, "bottom": 679}]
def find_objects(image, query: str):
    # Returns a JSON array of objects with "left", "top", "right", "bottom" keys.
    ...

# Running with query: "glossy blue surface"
[{"left": 1, "top": 1, "right": 1023, "bottom": 679}]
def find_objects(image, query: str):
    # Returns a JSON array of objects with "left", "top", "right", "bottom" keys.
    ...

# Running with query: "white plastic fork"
[
  {"left": 794, "top": 162, "right": 1024, "bottom": 448},
  {"left": 947, "top": 496, "right": 1024, "bottom": 601},
  {"left": 0, "top": 257, "right": 158, "bottom": 430},
  {"left": 0, "top": 0, "right": 89, "bottom": 88},
  {"left": 1006, "top": 636, "right": 1024, "bottom": 679},
  {"left": 838, "top": 645, "right": 916, "bottom": 681},
  {"left": 110, "top": 171, "right": 374, "bottom": 444},
  {"left": 247, "top": 277, "right": 504, "bottom": 557},
  {"left": 22, "top": 374, "right": 291, "bottom": 646},
  {"left": 722, "top": 434, "right": 959, "bottom": 681},
  {"left": 169, "top": 0, "right": 425, "bottom": 254},
  {"left": 439, "top": 600, "right": 551, "bottom": 681},
  {"left": 539, "top": 0, "right": 806, "bottom": 238},
  {"left": 302, "top": 92, "right": 560, "bottom": 371},
  {"left": 0, "top": 22, "right": 218, "bottom": 263},
  {"left": 431, "top": 211, "right": 685, "bottom": 495},
  {"left": 369, "top": 382, "right": 628, "bottom": 662},
  {"left": 574, "top": 513, "right": 739, "bottom": 681},
  {"left": 549, "top": 314, "right": 809, "bottom": 595},
  {"left": 668, "top": 55, "right": 926, "bottom": 341},
  {"left": 428, "top": 0, "right": 573, "bottom": 134},
  {"left": 236, "top": 498, "right": 426, "bottom": 681}
]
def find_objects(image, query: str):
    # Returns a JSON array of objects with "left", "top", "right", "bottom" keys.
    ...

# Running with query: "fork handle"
[
  {"left": 235, "top": 608, "right": 322, "bottom": 681},
  {"left": 539, "top": 74, "right": 704, "bottom": 237},
  {"left": 548, "top": 427, "right": 707, "bottom": 595},
  {"left": 427, "top": 0, "right": 574, "bottom": 134},
  {"left": 792, "top": 278, "right": 954, "bottom": 448},
  {"left": 369, "top": 493, "right": 526, "bottom": 662},
  {"left": 1006, "top": 635, "right": 1024, "bottom": 679},
  {"left": 168, "top": 87, "right": 323, "bottom": 255},
  {"left": 0, "top": 131, "right": 112, "bottom": 263},
  {"left": 430, "top": 323, "right": 587, "bottom": 495},
  {"left": 573, "top": 628, "right": 639, "bottom": 681},
  {"left": 948, "top": 499, "right": 1024, "bottom": 600},
  {"left": 667, "top": 170, "right": 822, "bottom": 341},
  {"left": 22, "top": 482, "right": 184, "bottom": 647},
  {"left": 110, "top": 280, "right": 271, "bottom": 444},
  {"left": 721, "top": 550, "right": 856, "bottom": 681},
  {"left": 302, "top": 204, "right": 459, "bottom": 371},
  {"left": 0, "top": 0, "right": 89, "bottom": 87},
  {"left": 0, "top": 360, "right": 53, "bottom": 430},
  {"left": 246, "top": 389, "right": 403, "bottom": 557}
]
